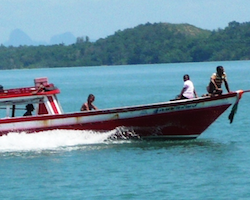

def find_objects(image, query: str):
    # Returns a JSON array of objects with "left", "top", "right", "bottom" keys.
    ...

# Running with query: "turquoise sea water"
[{"left": 0, "top": 61, "right": 250, "bottom": 199}]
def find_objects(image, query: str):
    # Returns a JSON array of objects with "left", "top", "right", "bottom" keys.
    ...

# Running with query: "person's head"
[
  {"left": 216, "top": 66, "right": 224, "bottom": 77},
  {"left": 183, "top": 74, "right": 190, "bottom": 81},
  {"left": 26, "top": 104, "right": 34, "bottom": 111},
  {"left": 87, "top": 94, "right": 95, "bottom": 103},
  {"left": 0, "top": 85, "right": 3, "bottom": 92}
]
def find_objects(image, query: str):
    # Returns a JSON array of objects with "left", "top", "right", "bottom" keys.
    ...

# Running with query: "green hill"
[{"left": 93, "top": 22, "right": 211, "bottom": 65}]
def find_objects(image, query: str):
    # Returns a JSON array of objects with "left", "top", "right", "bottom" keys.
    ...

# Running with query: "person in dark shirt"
[{"left": 23, "top": 104, "right": 35, "bottom": 116}]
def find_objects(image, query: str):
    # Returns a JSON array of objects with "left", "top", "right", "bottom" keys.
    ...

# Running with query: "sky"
[{"left": 0, "top": 0, "right": 249, "bottom": 44}]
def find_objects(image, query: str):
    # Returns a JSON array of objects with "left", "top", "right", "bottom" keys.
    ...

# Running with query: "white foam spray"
[{"left": 0, "top": 129, "right": 119, "bottom": 153}]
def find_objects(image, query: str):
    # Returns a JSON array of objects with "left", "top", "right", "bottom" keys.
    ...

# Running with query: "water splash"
[{"left": 0, "top": 129, "right": 119, "bottom": 153}]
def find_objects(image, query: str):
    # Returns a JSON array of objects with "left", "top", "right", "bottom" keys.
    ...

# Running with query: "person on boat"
[
  {"left": 23, "top": 104, "right": 35, "bottom": 116},
  {"left": 207, "top": 66, "right": 231, "bottom": 95},
  {"left": 80, "top": 94, "right": 98, "bottom": 111},
  {"left": 177, "top": 74, "right": 198, "bottom": 99},
  {"left": 0, "top": 85, "right": 4, "bottom": 92}
]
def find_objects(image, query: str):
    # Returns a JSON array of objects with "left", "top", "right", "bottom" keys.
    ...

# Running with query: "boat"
[{"left": 0, "top": 77, "right": 245, "bottom": 139}]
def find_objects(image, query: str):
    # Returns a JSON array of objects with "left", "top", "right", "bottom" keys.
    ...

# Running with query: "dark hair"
[
  {"left": 87, "top": 94, "right": 95, "bottom": 101},
  {"left": 26, "top": 104, "right": 34, "bottom": 111},
  {"left": 216, "top": 66, "right": 224, "bottom": 72},
  {"left": 183, "top": 74, "right": 190, "bottom": 80}
]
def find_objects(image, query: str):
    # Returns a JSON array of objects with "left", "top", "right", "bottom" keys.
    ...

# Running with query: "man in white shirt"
[{"left": 177, "top": 74, "right": 198, "bottom": 99}]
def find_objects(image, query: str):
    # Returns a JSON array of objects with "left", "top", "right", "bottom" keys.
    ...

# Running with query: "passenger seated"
[
  {"left": 206, "top": 66, "right": 231, "bottom": 96},
  {"left": 0, "top": 85, "right": 4, "bottom": 93},
  {"left": 80, "top": 94, "right": 97, "bottom": 111},
  {"left": 176, "top": 74, "right": 198, "bottom": 99},
  {"left": 23, "top": 104, "right": 35, "bottom": 116}
]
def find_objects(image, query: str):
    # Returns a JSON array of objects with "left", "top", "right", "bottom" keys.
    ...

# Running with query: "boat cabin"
[{"left": 0, "top": 77, "right": 63, "bottom": 118}]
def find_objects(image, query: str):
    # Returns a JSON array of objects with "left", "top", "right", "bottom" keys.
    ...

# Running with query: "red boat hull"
[{"left": 46, "top": 104, "right": 230, "bottom": 139}]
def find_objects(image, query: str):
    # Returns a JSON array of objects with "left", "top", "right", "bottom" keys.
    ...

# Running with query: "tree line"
[{"left": 0, "top": 21, "right": 249, "bottom": 69}]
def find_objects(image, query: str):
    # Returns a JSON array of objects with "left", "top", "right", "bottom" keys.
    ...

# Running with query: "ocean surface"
[{"left": 0, "top": 61, "right": 250, "bottom": 199}]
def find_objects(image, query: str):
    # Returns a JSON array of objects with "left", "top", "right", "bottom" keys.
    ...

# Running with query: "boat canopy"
[{"left": 0, "top": 77, "right": 63, "bottom": 118}]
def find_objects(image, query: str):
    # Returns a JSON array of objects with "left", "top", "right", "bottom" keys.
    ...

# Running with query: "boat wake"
[{"left": 0, "top": 129, "right": 132, "bottom": 153}]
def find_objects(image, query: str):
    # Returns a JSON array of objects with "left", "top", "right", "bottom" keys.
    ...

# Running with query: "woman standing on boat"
[
  {"left": 177, "top": 74, "right": 198, "bottom": 99},
  {"left": 80, "top": 94, "right": 98, "bottom": 111}
]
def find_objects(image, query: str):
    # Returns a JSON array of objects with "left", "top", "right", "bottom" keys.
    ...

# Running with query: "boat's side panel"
[{"left": 52, "top": 104, "right": 230, "bottom": 139}]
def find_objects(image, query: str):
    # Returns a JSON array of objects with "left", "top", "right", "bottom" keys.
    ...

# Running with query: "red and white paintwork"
[{"left": 0, "top": 77, "right": 244, "bottom": 139}]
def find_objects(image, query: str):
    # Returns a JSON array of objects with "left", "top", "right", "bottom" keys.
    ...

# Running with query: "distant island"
[
  {"left": 0, "top": 21, "right": 249, "bottom": 69},
  {"left": 3, "top": 29, "right": 77, "bottom": 46}
]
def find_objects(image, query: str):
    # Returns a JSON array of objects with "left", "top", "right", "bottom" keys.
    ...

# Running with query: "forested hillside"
[{"left": 0, "top": 21, "right": 249, "bottom": 69}]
